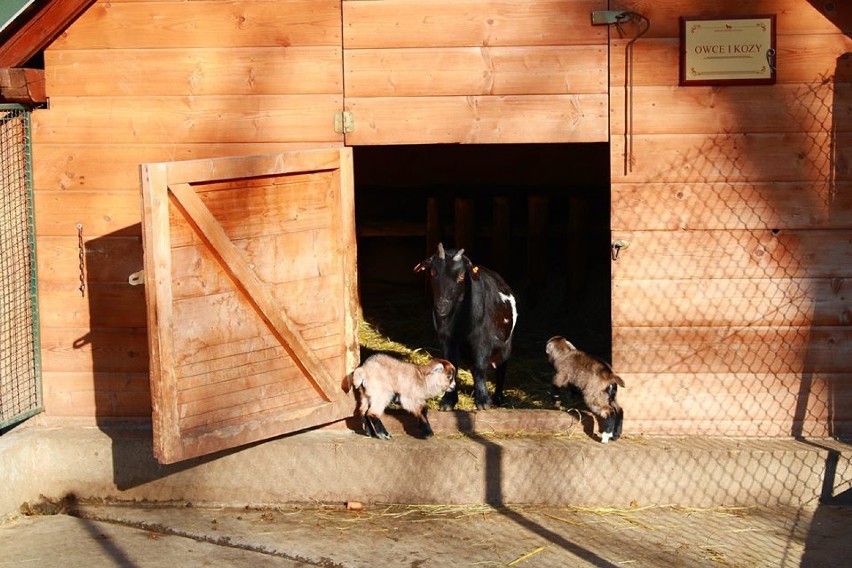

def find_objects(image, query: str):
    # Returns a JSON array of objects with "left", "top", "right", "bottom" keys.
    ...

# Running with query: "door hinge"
[{"left": 334, "top": 111, "right": 354, "bottom": 134}]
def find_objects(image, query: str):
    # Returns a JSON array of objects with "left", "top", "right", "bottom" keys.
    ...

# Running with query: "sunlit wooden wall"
[
  {"left": 27, "top": 0, "right": 852, "bottom": 439},
  {"left": 31, "top": 0, "right": 344, "bottom": 418},
  {"left": 610, "top": 0, "right": 852, "bottom": 436}
]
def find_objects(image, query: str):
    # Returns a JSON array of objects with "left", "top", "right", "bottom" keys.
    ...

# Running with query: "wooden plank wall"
[
  {"left": 342, "top": 0, "right": 609, "bottom": 144},
  {"left": 31, "top": 0, "right": 344, "bottom": 417},
  {"left": 610, "top": 1, "right": 852, "bottom": 436}
]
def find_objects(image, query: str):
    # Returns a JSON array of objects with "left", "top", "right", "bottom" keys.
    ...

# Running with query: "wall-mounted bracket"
[{"left": 591, "top": 10, "right": 630, "bottom": 25}]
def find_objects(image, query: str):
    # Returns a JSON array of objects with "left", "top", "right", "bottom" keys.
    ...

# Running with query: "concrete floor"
[
  {"left": 2, "top": 415, "right": 851, "bottom": 567},
  {"left": 2, "top": 500, "right": 852, "bottom": 567}
]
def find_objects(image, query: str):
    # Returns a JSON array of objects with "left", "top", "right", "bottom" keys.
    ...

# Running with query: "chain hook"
[{"left": 76, "top": 223, "right": 86, "bottom": 297}]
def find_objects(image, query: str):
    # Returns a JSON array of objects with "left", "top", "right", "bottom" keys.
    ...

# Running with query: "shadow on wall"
[
  {"left": 800, "top": 49, "right": 852, "bottom": 568},
  {"left": 78, "top": 222, "right": 226, "bottom": 489}
]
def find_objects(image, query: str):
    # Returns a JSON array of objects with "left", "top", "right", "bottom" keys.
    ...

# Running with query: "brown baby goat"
[
  {"left": 546, "top": 336, "right": 625, "bottom": 443},
  {"left": 343, "top": 354, "right": 456, "bottom": 439}
]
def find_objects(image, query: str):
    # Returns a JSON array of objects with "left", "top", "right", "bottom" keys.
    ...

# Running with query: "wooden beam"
[
  {"left": 0, "top": 67, "right": 45, "bottom": 103},
  {"left": 0, "top": 0, "right": 96, "bottom": 67}
]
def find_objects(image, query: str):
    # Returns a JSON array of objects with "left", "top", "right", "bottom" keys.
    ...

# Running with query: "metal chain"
[{"left": 77, "top": 223, "right": 86, "bottom": 297}]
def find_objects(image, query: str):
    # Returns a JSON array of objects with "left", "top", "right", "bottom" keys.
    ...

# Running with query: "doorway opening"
[{"left": 353, "top": 143, "right": 611, "bottom": 407}]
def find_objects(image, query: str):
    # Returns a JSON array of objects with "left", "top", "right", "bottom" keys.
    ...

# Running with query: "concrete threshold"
[{"left": 2, "top": 412, "right": 851, "bottom": 522}]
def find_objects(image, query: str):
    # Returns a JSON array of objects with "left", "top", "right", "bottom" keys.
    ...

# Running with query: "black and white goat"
[
  {"left": 546, "top": 336, "right": 624, "bottom": 443},
  {"left": 343, "top": 353, "right": 456, "bottom": 439},
  {"left": 414, "top": 243, "right": 517, "bottom": 410}
]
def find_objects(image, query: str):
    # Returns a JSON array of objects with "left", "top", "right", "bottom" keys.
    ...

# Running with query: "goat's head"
[
  {"left": 414, "top": 243, "right": 471, "bottom": 318},
  {"left": 545, "top": 336, "right": 577, "bottom": 364},
  {"left": 426, "top": 358, "right": 457, "bottom": 392}
]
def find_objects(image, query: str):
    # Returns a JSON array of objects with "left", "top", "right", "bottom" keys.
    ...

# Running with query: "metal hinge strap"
[{"left": 334, "top": 111, "right": 354, "bottom": 134}]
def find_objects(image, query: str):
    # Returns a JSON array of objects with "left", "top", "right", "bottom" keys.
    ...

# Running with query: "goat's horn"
[
  {"left": 437, "top": 242, "right": 445, "bottom": 259},
  {"left": 453, "top": 248, "right": 465, "bottom": 261}
]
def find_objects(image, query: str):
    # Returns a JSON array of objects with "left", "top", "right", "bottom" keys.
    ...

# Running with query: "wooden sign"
[{"left": 680, "top": 15, "right": 776, "bottom": 86}]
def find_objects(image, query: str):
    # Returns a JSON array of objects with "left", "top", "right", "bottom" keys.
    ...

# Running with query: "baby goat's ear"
[{"left": 426, "top": 362, "right": 443, "bottom": 375}]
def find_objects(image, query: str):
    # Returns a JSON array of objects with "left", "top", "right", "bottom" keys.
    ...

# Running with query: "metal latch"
[
  {"left": 334, "top": 111, "right": 354, "bottom": 134},
  {"left": 611, "top": 240, "right": 630, "bottom": 261},
  {"left": 591, "top": 10, "right": 630, "bottom": 25},
  {"left": 128, "top": 269, "right": 145, "bottom": 286}
]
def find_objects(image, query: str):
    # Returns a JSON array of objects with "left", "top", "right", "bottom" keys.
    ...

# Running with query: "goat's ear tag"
[{"left": 471, "top": 266, "right": 481, "bottom": 280}]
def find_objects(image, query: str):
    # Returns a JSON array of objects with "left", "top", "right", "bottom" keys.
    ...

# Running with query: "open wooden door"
[{"left": 140, "top": 149, "right": 359, "bottom": 464}]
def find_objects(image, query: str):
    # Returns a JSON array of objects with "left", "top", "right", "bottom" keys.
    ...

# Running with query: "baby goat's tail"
[{"left": 341, "top": 368, "right": 365, "bottom": 394}]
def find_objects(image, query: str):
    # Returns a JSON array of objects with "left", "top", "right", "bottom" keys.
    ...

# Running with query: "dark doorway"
[{"left": 353, "top": 143, "right": 611, "bottom": 406}]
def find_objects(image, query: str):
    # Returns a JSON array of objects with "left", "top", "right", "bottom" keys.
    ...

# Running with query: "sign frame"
[{"left": 679, "top": 15, "right": 777, "bottom": 86}]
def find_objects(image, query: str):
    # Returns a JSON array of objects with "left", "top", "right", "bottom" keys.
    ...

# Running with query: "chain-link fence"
[{"left": 0, "top": 103, "right": 42, "bottom": 430}]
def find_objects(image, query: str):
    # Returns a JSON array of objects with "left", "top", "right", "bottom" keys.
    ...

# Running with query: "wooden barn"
[{"left": 1, "top": 0, "right": 850, "bottom": 468}]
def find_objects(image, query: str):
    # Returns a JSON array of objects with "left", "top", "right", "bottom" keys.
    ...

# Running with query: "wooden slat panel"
[
  {"left": 610, "top": 84, "right": 852, "bottom": 136},
  {"left": 45, "top": 47, "right": 342, "bottom": 96},
  {"left": 42, "top": 372, "right": 152, "bottom": 417},
  {"left": 170, "top": 322, "right": 341, "bottom": 380},
  {"left": 343, "top": 0, "right": 606, "bottom": 49},
  {"left": 141, "top": 149, "right": 357, "bottom": 463},
  {"left": 172, "top": 244, "right": 341, "bottom": 298},
  {"left": 177, "top": 349, "right": 295, "bottom": 398},
  {"left": 618, "top": 372, "right": 852, "bottom": 437},
  {"left": 32, "top": 144, "right": 341, "bottom": 192},
  {"left": 169, "top": 174, "right": 337, "bottom": 246},
  {"left": 178, "top": 374, "right": 315, "bottom": 421},
  {"left": 612, "top": 278, "right": 851, "bottom": 328},
  {"left": 610, "top": 230, "right": 852, "bottom": 280},
  {"left": 612, "top": 182, "right": 852, "bottom": 231},
  {"left": 32, "top": 95, "right": 343, "bottom": 144},
  {"left": 158, "top": 148, "right": 346, "bottom": 184},
  {"left": 344, "top": 46, "right": 607, "bottom": 97},
  {"left": 610, "top": 35, "right": 852, "bottom": 87},
  {"left": 612, "top": 326, "right": 851, "bottom": 374},
  {"left": 610, "top": 133, "right": 850, "bottom": 183},
  {"left": 606, "top": 1, "right": 849, "bottom": 38},
  {"left": 345, "top": 95, "right": 608, "bottom": 144},
  {"left": 180, "top": 391, "right": 324, "bottom": 435},
  {"left": 35, "top": 191, "right": 141, "bottom": 236},
  {"left": 38, "top": 282, "right": 147, "bottom": 329},
  {"left": 51, "top": 0, "right": 342, "bottom": 50},
  {"left": 179, "top": 377, "right": 315, "bottom": 422},
  {"left": 168, "top": 181, "right": 340, "bottom": 400},
  {"left": 608, "top": 1, "right": 852, "bottom": 436},
  {"left": 171, "top": 292, "right": 341, "bottom": 367},
  {"left": 36, "top": 236, "right": 143, "bottom": 284},
  {"left": 40, "top": 327, "right": 149, "bottom": 373}
]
